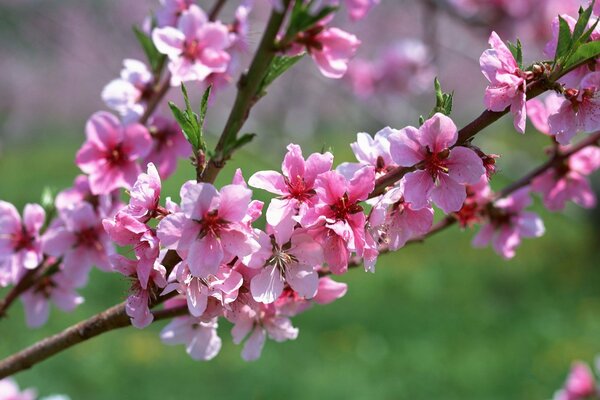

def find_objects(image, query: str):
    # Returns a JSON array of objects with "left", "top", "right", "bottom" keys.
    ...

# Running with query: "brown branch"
[
  {"left": 209, "top": 0, "right": 227, "bottom": 21},
  {"left": 2, "top": 131, "right": 599, "bottom": 377},
  {"left": 371, "top": 79, "right": 556, "bottom": 198},
  {"left": 139, "top": 74, "right": 172, "bottom": 125},
  {"left": 0, "top": 259, "right": 60, "bottom": 320},
  {"left": 497, "top": 131, "right": 600, "bottom": 199}
]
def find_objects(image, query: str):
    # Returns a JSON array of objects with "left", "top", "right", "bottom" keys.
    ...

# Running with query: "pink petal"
[
  {"left": 389, "top": 126, "right": 424, "bottom": 166},
  {"left": 420, "top": 113, "right": 458, "bottom": 152},
  {"left": 248, "top": 171, "right": 287, "bottom": 195},
  {"left": 401, "top": 170, "right": 434, "bottom": 210},
  {"left": 251, "top": 265, "right": 284, "bottom": 304},
  {"left": 187, "top": 235, "right": 223, "bottom": 278},
  {"left": 152, "top": 27, "right": 186, "bottom": 58},
  {"left": 446, "top": 146, "right": 485, "bottom": 185},
  {"left": 430, "top": 174, "right": 467, "bottom": 213}
]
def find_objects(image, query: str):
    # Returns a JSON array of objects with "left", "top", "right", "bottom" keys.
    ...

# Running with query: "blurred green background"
[{"left": 1, "top": 123, "right": 599, "bottom": 400}]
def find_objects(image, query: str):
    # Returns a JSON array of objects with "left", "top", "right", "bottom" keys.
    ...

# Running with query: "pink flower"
[
  {"left": 472, "top": 187, "right": 545, "bottom": 259},
  {"left": 43, "top": 203, "right": 114, "bottom": 287},
  {"left": 227, "top": 298, "right": 298, "bottom": 361},
  {"left": 156, "top": 0, "right": 194, "bottom": 28},
  {"left": 161, "top": 316, "right": 222, "bottom": 360},
  {"left": 554, "top": 362, "right": 597, "bottom": 400},
  {"left": 527, "top": 93, "right": 563, "bottom": 135},
  {"left": 293, "top": 26, "right": 360, "bottom": 79},
  {"left": 249, "top": 144, "right": 333, "bottom": 241},
  {"left": 349, "top": 128, "right": 397, "bottom": 176},
  {"left": 157, "top": 181, "right": 259, "bottom": 278},
  {"left": 250, "top": 231, "right": 323, "bottom": 304},
  {"left": 163, "top": 262, "right": 243, "bottom": 317},
  {"left": 300, "top": 166, "right": 375, "bottom": 274},
  {"left": 0, "top": 202, "right": 45, "bottom": 283},
  {"left": 112, "top": 255, "right": 167, "bottom": 328},
  {"left": 0, "top": 378, "right": 37, "bottom": 400},
  {"left": 21, "top": 271, "right": 84, "bottom": 328},
  {"left": 480, "top": 31, "right": 528, "bottom": 133},
  {"left": 369, "top": 183, "right": 434, "bottom": 251},
  {"left": 75, "top": 112, "right": 152, "bottom": 195},
  {"left": 144, "top": 116, "right": 191, "bottom": 179},
  {"left": 101, "top": 59, "right": 153, "bottom": 122},
  {"left": 389, "top": 113, "right": 486, "bottom": 213},
  {"left": 532, "top": 146, "right": 600, "bottom": 211},
  {"left": 548, "top": 72, "right": 600, "bottom": 145},
  {"left": 344, "top": 0, "right": 379, "bottom": 21},
  {"left": 152, "top": 5, "right": 232, "bottom": 85},
  {"left": 127, "top": 162, "right": 162, "bottom": 221}
]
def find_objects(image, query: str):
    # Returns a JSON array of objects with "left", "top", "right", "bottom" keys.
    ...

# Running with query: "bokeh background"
[{"left": 1, "top": 1, "right": 600, "bottom": 399}]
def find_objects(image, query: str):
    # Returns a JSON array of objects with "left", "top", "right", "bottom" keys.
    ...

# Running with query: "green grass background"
[{"left": 0, "top": 125, "right": 599, "bottom": 400}]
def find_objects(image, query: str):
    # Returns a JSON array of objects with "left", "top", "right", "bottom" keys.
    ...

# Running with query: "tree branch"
[{"left": 200, "top": 3, "right": 289, "bottom": 184}]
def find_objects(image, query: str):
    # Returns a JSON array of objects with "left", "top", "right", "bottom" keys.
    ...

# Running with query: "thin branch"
[
  {"left": 139, "top": 74, "right": 172, "bottom": 125},
  {"left": 209, "top": 0, "right": 227, "bottom": 21},
  {"left": 497, "top": 131, "right": 600, "bottom": 199},
  {"left": 200, "top": 3, "right": 290, "bottom": 184}
]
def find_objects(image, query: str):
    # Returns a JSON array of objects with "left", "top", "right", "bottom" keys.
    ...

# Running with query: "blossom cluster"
[{"left": 2, "top": 0, "right": 600, "bottom": 369}]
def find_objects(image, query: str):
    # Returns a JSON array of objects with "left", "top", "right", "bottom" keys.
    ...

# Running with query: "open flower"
[
  {"left": 0, "top": 202, "right": 45, "bottom": 284},
  {"left": 75, "top": 112, "right": 152, "bottom": 194},
  {"left": 300, "top": 166, "right": 375, "bottom": 274},
  {"left": 249, "top": 144, "right": 333, "bottom": 241},
  {"left": 472, "top": 187, "right": 545, "bottom": 259},
  {"left": 249, "top": 231, "right": 322, "bottom": 304},
  {"left": 101, "top": 59, "right": 153, "bottom": 122},
  {"left": 548, "top": 72, "right": 600, "bottom": 144},
  {"left": 532, "top": 146, "right": 600, "bottom": 211},
  {"left": 157, "top": 181, "right": 259, "bottom": 278},
  {"left": 152, "top": 4, "right": 232, "bottom": 85},
  {"left": 480, "top": 31, "right": 528, "bottom": 133},
  {"left": 389, "top": 113, "right": 485, "bottom": 213}
]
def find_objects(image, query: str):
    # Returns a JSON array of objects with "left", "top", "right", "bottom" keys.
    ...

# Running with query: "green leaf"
[
  {"left": 563, "top": 40, "right": 600, "bottom": 71},
  {"left": 555, "top": 16, "right": 573, "bottom": 61},
  {"left": 287, "top": 4, "right": 338, "bottom": 38},
  {"left": 168, "top": 101, "right": 198, "bottom": 150},
  {"left": 199, "top": 86, "right": 211, "bottom": 130},
  {"left": 506, "top": 40, "right": 523, "bottom": 69},
  {"left": 572, "top": 4, "right": 593, "bottom": 42},
  {"left": 259, "top": 55, "right": 304, "bottom": 95},
  {"left": 133, "top": 25, "right": 165, "bottom": 73},
  {"left": 168, "top": 83, "right": 205, "bottom": 151}
]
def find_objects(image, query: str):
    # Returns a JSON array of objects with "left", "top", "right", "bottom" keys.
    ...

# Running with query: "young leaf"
[
  {"left": 572, "top": 4, "right": 593, "bottom": 43},
  {"left": 168, "top": 101, "right": 198, "bottom": 150},
  {"left": 563, "top": 40, "right": 600, "bottom": 71},
  {"left": 555, "top": 16, "right": 573, "bottom": 62},
  {"left": 506, "top": 40, "right": 523, "bottom": 69},
  {"left": 168, "top": 83, "right": 204, "bottom": 151},
  {"left": 259, "top": 55, "right": 304, "bottom": 95},
  {"left": 198, "top": 86, "right": 212, "bottom": 132},
  {"left": 428, "top": 78, "right": 453, "bottom": 118},
  {"left": 133, "top": 25, "right": 165, "bottom": 73}
]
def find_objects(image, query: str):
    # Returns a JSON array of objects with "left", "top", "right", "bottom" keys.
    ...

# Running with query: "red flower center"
[
  {"left": 423, "top": 147, "right": 450, "bottom": 181},
  {"left": 330, "top": 193, "right": 363, "bottom": 220}
]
